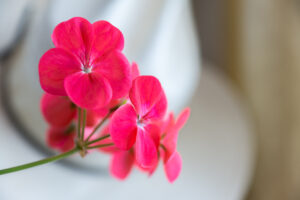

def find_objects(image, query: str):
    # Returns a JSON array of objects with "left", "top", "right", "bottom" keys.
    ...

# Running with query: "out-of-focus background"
[{"left": 0, "top": 0, "right": 299, "bottom": 199}]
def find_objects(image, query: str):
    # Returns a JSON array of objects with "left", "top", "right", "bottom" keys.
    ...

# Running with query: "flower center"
[
  {"left": 83, "top": 67, "right": 92, "bottom": 73},
  {"left": 137, "top": 117, "right": 145, "bottom": 129}
]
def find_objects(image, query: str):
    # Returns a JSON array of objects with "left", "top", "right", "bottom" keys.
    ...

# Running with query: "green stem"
[
  {"left": 77, "top": 107, "right": 82, "bottom": 139},
  {"left": 85, "top": 113, "right": 110, "bottom": 142},
  {"left": 81, "top": 109, "right": 86, "bottom": 141},
  {"left": 0, "top": 148, "right": 79, "bottom": 175},
  {"left": 87, "top": 143, "right": 114, "bottom": 150},
  {"left": 86, "top": 134, "right": 110, "bottom": 146},
  {"left": 85, "top": 100, "right": 126, "bottom": 142}
]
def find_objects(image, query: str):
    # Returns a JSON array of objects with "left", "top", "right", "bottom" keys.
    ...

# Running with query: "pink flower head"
[
  {"left": 39, "top": 17, "right": 131, "bottom": 109},
  {"left": 41, "top": 93, "right": 76, "bottom": 127},
  {"left": 160, "top": 108, "right": 190, "bottom": 183},
  {"left": 47, "top": 126, "right": 76, "bottom": 152},
  {"left": 110, "top": 76, "right": 167, "bottom": 168}
]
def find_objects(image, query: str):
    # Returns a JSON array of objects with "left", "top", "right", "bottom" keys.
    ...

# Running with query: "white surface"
[{"left": 0, "top": 66, "right": 255, "bottom": 200}]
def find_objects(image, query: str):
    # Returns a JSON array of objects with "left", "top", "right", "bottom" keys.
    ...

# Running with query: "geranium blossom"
[
  {"left": 110, "top": 76, "right": 167, "bottom": 168},
  {"left": 39, "top": 17, "right": 131, "bottom": 109}
]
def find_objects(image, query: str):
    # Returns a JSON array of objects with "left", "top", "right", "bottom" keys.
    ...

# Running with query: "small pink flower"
[
  {"left": 47, "top": 126, "right": 76, "bottom": 152},
  {"left": 41, "top": 93, "right": 76, "bottom": 127},
  {"left": 39, "top": 17, "right": 131, "bottom": 109},
  {"left": 160, "top": 108, "right": 190, "bottom": 183},
  {"left": 110, "top": 76, "right": 167, "bottom": 168}
]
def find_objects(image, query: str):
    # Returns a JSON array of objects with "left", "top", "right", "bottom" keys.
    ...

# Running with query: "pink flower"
[
  {"left": 110, "top": 76, "right": 167, "bottom": 168},
  {"left": 39, "top": 17, "right": 131, "bottom": 109},
  {"left": 47, "top": 126, "right": 76, "bottom": 152},
  {"left": 159, "top": 108, "right": 190, "bottom": 183}
]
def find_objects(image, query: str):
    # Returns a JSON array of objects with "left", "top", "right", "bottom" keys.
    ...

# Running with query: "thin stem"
[
  {"left": 86, "top": 134, "right": 110, "bottom": 146},
  {"left": 77, "top": 107, "right": 82, "bottom": 139},
  {"left": 0, "top": 148, "right": 79, "bottom": 175},
  {"left": 81, "top": 109, "right": 86, "bottom": 141},
  {"left": 85, "top": 100, "right": 126, "bottom": 142},
  {"left": 87, "top": 143, "right": 114, "bottom": 150},
  {"left": 85, "top": 113, "right": 110, "bottom": 142}
]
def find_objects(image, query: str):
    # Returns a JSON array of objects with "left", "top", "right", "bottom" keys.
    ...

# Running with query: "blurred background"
[{"left": 0, "top": 0, "right": 299, "bottom": 199}]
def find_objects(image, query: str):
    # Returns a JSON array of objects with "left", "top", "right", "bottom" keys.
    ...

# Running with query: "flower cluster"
[{"left": 39, "top": 17, "right": 190, "bottom": 183}]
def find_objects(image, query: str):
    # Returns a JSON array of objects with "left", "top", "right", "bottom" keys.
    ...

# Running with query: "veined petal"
[
  {"left": 93, "top": 51, "right": 131, "bottom": 99},
  {"left": 110, "top": 150, "right": 134, "bottom": 180},
  {"left": 144, "top": 124, "right": 161, "bottom": 149},
  {"left": 52, "top": 17, "right": 93, "bottom": 63},
  {"left": 39, "top": 48, "right": 81, "bottom": 95},
  {"left": 90, "top": 20, "right": 124, "bottom": 60},
  {"left": 135, "top": 127, "right": 158, "bottom": 168},
  {"left": 41, "top": 93, "right": 76, "bottom": 127},
  {"left": 164, "top": 151, "right": 182, "bottom": 183},
  {"left": 110, "top": 104, "right": 137, "bottom": 150},
  {"left": 64, "top": 71, "right": 112, "bottom": 109},
  {"left": 129, "top": 76, "right": 167, "bottom": 121}
]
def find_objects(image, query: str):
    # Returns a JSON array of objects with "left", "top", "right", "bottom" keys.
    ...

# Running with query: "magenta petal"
[
  {"left": 110, "top": 150, "right": 134, "bottom": 180},
  {"left": 93, "top": 51, "right": 131, "bottom": 99},
  {"left": 39, "top": 48, "right": 81, "bottom": 95},
  {"left": 135, "top": 127, "right": 158, "bottom": 168},
  {"left": 110, "top": 104, "right": 138, "bottom": 150},
  {"left": 131, "top": 62, "right": 140, "bottom": 81},
  {"left": 91, "top": 20, "right": 124, "bottom": 59},
  {"left": 144, "top": 124, "right": 161, "bottom": 149},
  {"left": 164, "top": 151, "right": 182, "bottom": 183},
  {"left": 41, "top": 93, "right": 76, "bottom": 127},
  {"left": 64, "top": 71, "right": 112, "bottom": 109},
  {"left": 129, "top": 76, "right": 167, "bottom": 120},
  {"left": 47, "top": 127, "right": 76, "bottom": 152},
  {"left": 52, "top": 17, "right": 93, "bottom": 62},
  {"left": 174, "top": 108, "right": 190, "bottom": 131}
]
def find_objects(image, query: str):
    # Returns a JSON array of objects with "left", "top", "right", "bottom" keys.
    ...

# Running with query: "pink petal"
[
  {"left": 90, "top": 20, "right": 124, "bottom": 60},
  {"left": 41, "top": 93, "right": 76, "bottom": 127},
  {"left": 110, "top": 104, "right": 138, "bottom": 150},
  {"left": 51, "top": 17, "right": 93, "bottom": 63},
  {"left": 144, "top": 123, "right": 161, "bottom": 149},
  {"left": 131, "top": 62, "right": 140, "bottom": 81},
  {"left": 135, "top": 127, "right": 158, "bottom": 168},
  {"left": 110, "top": 150, "right": 134, "bottom": 180},
  {"left": 162, "top": 108, "right": 190, "bottom": 159},
  {"left": 39, "top": 48, "right": 81, "bottom": 95},
  {"left": 174, "top": 107, "right": 190, "bottom": 131},
  {"left": 158, "top": 112, "right": 175, "bottom": 135},
  {"left": 129, "top": 76, "right": 167, "bottom": 120},
  {"left": 93, "top": 51, "right": 131, "bottom": 99},
  {"left": 64, "top": 71, "right": 112, "bottom": 109},
  {"left": 164, "top": 151, "right": 182, "bottom": 183},
  {"left": 47, "top": 127, "right": 76, "bottom": 152}
]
